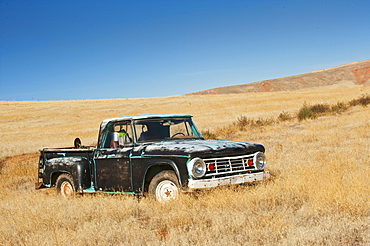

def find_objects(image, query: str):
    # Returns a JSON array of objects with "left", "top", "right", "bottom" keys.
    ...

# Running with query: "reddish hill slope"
[{"left": 188, "top": 59, "right": 370, "bottom": 95}]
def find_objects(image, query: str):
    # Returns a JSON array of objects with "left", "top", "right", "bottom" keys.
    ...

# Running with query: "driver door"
[{"left": 94, "top": 120, "right": 134, "bottom": 192}]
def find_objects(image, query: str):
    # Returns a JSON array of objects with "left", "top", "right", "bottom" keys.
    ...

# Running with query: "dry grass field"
[{"left": 0, "top": 86, "right": 369, "bottom": 245}]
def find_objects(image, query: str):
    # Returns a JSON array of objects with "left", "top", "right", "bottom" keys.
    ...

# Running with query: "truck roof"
[{"left": 100, "top": 113, "right": 192, "bottom": 129}]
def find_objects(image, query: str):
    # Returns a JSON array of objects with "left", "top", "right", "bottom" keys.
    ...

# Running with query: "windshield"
[{"left": 134, "top": 117, "right": 203, "bottom": 142}]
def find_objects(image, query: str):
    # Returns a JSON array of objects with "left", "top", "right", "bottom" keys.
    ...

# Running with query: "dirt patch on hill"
[{"left": 351, "top": 66, "right": 370, "bottom": 85}]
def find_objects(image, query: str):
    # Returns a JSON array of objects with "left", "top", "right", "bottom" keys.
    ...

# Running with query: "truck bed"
[
  {"left": 36, "top": 147, "right": 95, "bottom": 190},
  {"left": 40, "top": 147, "right": 95, "bottom": 161}
]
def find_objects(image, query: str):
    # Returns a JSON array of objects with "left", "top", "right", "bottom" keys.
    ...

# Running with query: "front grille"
[{"left": 203, "top": 154, "right": 258, "bottom": 178}]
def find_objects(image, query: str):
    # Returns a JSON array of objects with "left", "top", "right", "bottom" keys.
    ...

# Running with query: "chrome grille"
[{"left": 204, "top": 154, "right": 257, "bottom": 177}]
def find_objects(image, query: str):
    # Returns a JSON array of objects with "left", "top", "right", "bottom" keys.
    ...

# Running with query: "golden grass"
[
  {"left": 1, "top": 86, "right": 369, "bottom": 159},
  {"left": 0, "top": 86, "right": 369, "bottom": 245}
]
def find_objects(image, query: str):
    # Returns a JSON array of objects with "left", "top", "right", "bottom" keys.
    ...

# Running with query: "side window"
[{"left": 103, "top": 121, "right": 133, "bottom": 148}]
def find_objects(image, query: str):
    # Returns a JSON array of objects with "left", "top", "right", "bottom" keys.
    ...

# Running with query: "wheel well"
[
  {"left": 50, "top": 172, "right": 69, "bottom": 187},
  {"left": 143, "top": 165, "right": 174, "bottom": 192}
]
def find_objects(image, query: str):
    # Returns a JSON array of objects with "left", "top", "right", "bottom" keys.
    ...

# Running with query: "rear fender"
[{"left": 46, "top": 157, "right": 91, "bottom": 192}]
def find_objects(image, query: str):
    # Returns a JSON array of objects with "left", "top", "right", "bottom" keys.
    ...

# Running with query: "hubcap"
[
  {"left": 60, "top": 181, "right": 74, "bottom": 198},
  {"left": 156, "top": 180, "right": 179, "bottom": 202}
]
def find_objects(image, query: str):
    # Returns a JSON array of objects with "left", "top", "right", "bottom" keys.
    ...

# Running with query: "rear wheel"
[
  {"left": 56, "top": 174, "right": 75, "bottom": 199},
  {"left": 148, "top": 170, "right": 180, "bottom": 202}
]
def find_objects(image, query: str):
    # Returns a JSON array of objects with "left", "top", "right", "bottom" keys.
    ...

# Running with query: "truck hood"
[{"left": 140, "top": 139, "right": 264, "bottom": 158}]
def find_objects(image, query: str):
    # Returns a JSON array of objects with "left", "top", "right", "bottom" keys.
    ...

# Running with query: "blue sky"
[{"left": 1, "top": 0, "right": 369, "bottom": 101}]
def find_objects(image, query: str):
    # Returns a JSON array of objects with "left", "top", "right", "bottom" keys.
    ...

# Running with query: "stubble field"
[{"left": 0, "top": 86, "right": 369, "bottom": 245}]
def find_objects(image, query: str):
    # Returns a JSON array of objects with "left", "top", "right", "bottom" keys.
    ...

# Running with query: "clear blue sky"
[{"left": 1, "top": 0, "right": 369, "bottom": 101}]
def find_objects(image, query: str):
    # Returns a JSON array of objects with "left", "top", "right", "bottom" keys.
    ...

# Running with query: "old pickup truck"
[{"left": 36, "top": 114, "right": 270, "bottom": 202}]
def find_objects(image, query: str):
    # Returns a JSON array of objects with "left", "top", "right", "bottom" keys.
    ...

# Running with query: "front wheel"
[
  {"left": 148, "top": 170, "right": 180, "bottom": 202},
  {"left": 56, "top": 174, "right": 75, "bottom": 199}
]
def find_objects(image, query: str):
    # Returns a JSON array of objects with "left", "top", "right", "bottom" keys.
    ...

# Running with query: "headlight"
[
  {"left": 254, "top": 152, "right": 266, "bottom": 170},
  {"left": 187, "top": 158, "right": 206, "bottom": 178}
]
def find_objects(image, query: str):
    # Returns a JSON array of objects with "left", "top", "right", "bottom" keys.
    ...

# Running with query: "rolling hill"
[{"left": 188, "top": 59, "right": 370, "bottom": 95}]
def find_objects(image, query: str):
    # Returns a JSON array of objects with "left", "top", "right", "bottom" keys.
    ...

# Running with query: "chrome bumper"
[{"left": 188, "top": 171, "right": 270, "bottom": 189}]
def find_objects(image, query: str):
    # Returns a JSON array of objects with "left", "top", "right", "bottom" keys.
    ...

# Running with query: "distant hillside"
[{"left": 188, "top": 59, "right": 370, "bottom": 95}]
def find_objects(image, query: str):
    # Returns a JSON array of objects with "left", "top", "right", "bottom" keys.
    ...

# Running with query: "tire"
[
  {"left": 148, "top": 170, "right": 180, "bottom": 203},
  {"left": 56, "top": 174, "right": 75, "bottom": 199}
]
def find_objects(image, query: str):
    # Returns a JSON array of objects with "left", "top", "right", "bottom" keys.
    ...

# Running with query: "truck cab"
[{"left": 37, "top": 114, "right": 270, "bottom": 202}]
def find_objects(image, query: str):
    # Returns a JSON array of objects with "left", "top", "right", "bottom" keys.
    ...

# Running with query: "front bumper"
[{"left": 187, "top": 171, "right": 270, "bottom": 189}]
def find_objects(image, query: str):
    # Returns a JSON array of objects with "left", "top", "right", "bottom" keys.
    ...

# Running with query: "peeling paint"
[{"left": 46, "top": 157, "right": 87, "bottom": 167}]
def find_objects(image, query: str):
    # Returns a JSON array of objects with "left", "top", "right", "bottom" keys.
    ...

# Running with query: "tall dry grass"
[{"left": 0, "top": 86, "right": 369, "bottom": 245}]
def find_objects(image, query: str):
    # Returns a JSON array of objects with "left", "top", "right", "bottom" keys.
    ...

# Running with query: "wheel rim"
[
  {"left": 60, "top": 181, "right": 74, "bottom": 198},
  {"left": 155, "top": 180, "right": 179, "bottom": 202}
]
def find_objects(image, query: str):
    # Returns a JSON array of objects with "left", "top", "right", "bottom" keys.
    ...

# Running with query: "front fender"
[
  {"left": 131, "top": 158, "right": 183, "bottom": 194},
  {"left": 145, "top": 159, "right": 182, "bottom": 183}
]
